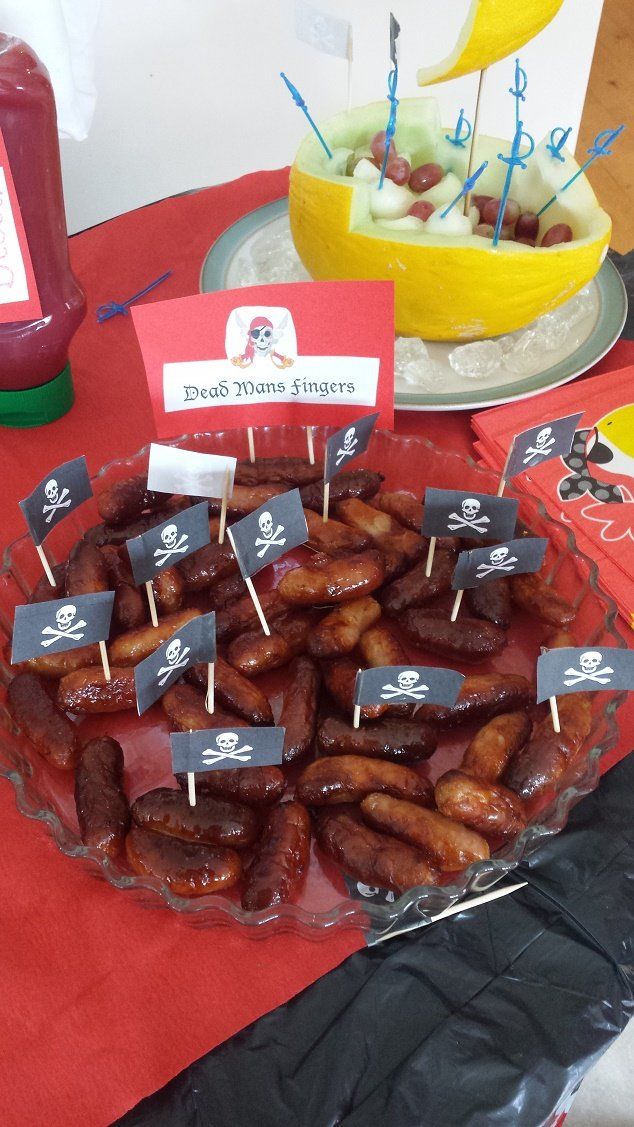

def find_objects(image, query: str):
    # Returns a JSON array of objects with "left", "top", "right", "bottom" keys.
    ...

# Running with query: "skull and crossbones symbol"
[
  {"left": 42, "top": 479, "right": 71, "bottom": 523},
  {"left": 230, "top": 312, "right": 293, "bottom": 369},
  {"left": 447, "top": 498, "right": 491, "bottom": 534},
  {"left": 156, "top": 637, "right": 191, "bottom": 686},
  {"left": 335, "top": 428, "right": 358, "bottom": 466},
  {"left": 40, "top": 604, "right": 87, "bottom": 647},
  {"left": 380, "top": 670, "right": 429, "bottom": 700},
  {"left": 476, "top": 545, "right": 518, "bottom": 578},
  {"left": 523, "top": 427, "right": 556, "bottom": 465},
  {"left": 202, "top": 732, "right": 254, "bottom": 766},
  {"left": 563, "top": 650, "right": 614, "bottom": 686},
  {"left": 154, "top": 524, "right": 189, "bottom": 567},
  {"left": 255, "top": 511, "right": 286, "bottom": 558}
]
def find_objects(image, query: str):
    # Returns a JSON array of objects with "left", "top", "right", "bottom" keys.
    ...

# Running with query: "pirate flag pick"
[
  {"left": 126, "top": 502, "right": 210, "bottom": 627},
  {"left": 12, "top": 591, "right": 115, "bottom": 681},
  {"left": 422, "top": 487, "right": 519, "bottom": 577},
  {"left": 147, "top": 444, "right": 237, "bottom": 544},
  {"left": 171, "top": 725, "right": 285, "bottom": 807},
  {"left": 227, "top": 488, "right": 308, "bottom": 636},
  {"left": 19, "top": 456, "right": 93, "bottom": 586},
  {"left": 322, "top": 411, "right": 379, "bottom": 521},
  {"left": 450, "top": 536, "right": 548, "bottom": 621},
  {"left": 537, "top": 646, "right": 634, "bottom": 733},
  {"left": 353, "top": 665, "right": 464, "bottom": 728},
  {"left": 498, "top": 413, "right": 583, "bottom": 495}
]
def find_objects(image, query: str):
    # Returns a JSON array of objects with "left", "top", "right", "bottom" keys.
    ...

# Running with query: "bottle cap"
[{"left": 0, "top": 363, "right": 74, "bottom": 428}]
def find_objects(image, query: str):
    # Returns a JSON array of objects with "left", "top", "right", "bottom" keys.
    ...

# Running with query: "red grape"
[
  {"left": 473, "top": 223, "right": 494, "bottom": 238},
  {"left": 386, "top": 157, "right": 412, "bottom": 186},
  {"left": 371, "top": 130, "right": 396, "bottom": 165},
  {"left": 481, "top": 197, "right": 521, "bottom": 228},
  {"left": 409, "top": 162, "right": 444, "bottom": 193},
  {"left": 541, "top": 223, "right": 573, "bottom": 247},
  {"left": 515, "top": 236, "right": 536, "bottom": 246},
  {"left": 515, "top": 211, "right": 539, "bottom": 241},
  {"left": 408, "top": 200, "right": 435, "bottom": 222},
  {"left": 472, "top": 194, "right": 494, "bottom": 217}
]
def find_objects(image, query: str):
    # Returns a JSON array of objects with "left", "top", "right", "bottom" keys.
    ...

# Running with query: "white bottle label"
[{"left": 0, "top": 166, "right": 30, "bottom": 304}]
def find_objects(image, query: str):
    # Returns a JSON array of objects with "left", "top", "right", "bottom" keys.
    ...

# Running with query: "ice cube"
[
  {"left": 395, "top": 337, "right": 443, "bottom": 388},
  {"left": 504, "top": 329, "right": 541, "bottom": 374},
  {"left": 449, "top": 339, "right": 503, "bottom": 379}
]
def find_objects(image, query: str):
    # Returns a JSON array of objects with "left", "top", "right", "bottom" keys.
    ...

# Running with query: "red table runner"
[{"left": 1, "top": 168, "right": 632, "bottom": 1127}]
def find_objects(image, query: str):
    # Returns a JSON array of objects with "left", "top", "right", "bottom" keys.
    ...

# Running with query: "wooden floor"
[{"left": 577, "top": 0, "right": 633, "bottom": 252}]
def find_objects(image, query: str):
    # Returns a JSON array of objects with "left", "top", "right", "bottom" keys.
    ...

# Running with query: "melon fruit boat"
[{"left": 288, "top": 98, "right": 611, "bottom": 341}]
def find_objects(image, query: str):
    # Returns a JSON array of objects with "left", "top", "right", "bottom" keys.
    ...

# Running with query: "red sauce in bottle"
[{"left": 0, "top": 35, "right": 85, "bottom": 426}]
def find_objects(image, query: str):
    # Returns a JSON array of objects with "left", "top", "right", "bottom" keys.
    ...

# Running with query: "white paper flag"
[
  {"left": 295, "top": 1, "right": 352, "bottom": 60},
  {"left": 147, "top": 444, "right": 236, "bottom": 500}
]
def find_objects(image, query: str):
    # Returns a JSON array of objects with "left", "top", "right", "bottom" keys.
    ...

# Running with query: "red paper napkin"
[{"left": 473, "top": 365, "right": 634, "bottom": 627}]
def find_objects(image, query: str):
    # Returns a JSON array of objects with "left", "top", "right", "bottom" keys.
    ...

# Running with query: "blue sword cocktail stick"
[
  {"left": 509, "top": 58, "right": 528, "bottom": 130},
  {"left": 279, "top": 72, "right": 332, "bottom": 159},
  {"left": 445, "top": 108, "right": 472, "bottom": 149},
  {"left": 546, "top": 125, "right": 572, "bottom": 162},
  {"left": 538, "top": 123, "right": 625, "bottom": 216},
  {"left": 439, "top": 161, "right": 489, "bottom": 218},
  {"left": 378, "top": 12, "right": 401, "bottom": 190},
  {"left": 492, "top": 121, "right": 535, "bottom": 247}
]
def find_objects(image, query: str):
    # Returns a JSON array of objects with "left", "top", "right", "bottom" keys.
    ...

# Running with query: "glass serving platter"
[{"left": 0, "top": 427, "right": 627, "bottom": 938}]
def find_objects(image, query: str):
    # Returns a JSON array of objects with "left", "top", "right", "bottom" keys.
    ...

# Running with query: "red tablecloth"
[{"left": 1, "top": 168, "right": 632, "bottom": 1127}]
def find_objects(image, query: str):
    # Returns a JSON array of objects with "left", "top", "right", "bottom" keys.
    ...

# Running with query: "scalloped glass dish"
[{"left": 0, "top": 427, "right": 627, "bottom": 939}]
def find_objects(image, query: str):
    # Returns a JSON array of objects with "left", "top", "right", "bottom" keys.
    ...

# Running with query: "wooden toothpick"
[
  {"left": 145, "top": 580, "right": 159, "bottom": 627},
  {"left": 36, "top": 543, "right": 56, "bottom": 587}
]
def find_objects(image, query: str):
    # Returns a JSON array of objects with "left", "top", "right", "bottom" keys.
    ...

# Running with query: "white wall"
[{"left": 59, "top": 0, "right": 604, "bottom": 234}]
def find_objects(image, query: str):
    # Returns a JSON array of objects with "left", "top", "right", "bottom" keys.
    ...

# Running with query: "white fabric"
[{"left": 0, "top": 0, "right": 101, "bottom": 140}]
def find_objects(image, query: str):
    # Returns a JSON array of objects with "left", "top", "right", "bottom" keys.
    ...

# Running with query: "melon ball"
[
  {"left": 353, "top": 157, "right": 381, "bottom": 183},
  {"left": 418, "top": 172, "right": 462, "bottom": 208},
  {"left": 424, "top": 208, "right": 473, "bottom": 237},
  {"left": 369, "top": 180, "right": 416, "bottom": 220}
]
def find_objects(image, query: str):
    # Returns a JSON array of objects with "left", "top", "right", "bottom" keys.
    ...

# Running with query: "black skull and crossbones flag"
[
  {"left": 11, "top": 591, "right": 115, "bottom": 663},
  {"left": 422, "top": 488, "right": 519, "bottom": 540},
  {"left": 537, "top": 646, "right": 634, "bottom": 700},
  {"left": 228, "top": 487, "right": 308, "bottom": 578},
  {"left": 354, "top": 665, "right": 464, "bottom": 707},
  {"left": 504, "top": 413, "right": 583, "bottom": 480},
  {"left": 170, "top": 725, "right": 285, "bottom": 775},
  {"left": 452, "top": 536, "right": 548, "bottom": 589},
  {"left": 134, "top": 611, "right": 217, "bottom": 715},
  {"left": 19, "top": 456, "right": 93, "bottom": 546},
  {"left": 126, "top": 501, "right": 210, "bottom": 585},
  {"left": 324, "top": 412, "right": 379, "bottom": 483}
]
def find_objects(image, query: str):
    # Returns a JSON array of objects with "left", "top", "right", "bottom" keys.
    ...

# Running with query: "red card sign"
[
  {"left": 0, "top": 127, "right": 42, "bottom": 324},
  {"left": 132, "top": 280, "right": 394, "bottom": 437}
]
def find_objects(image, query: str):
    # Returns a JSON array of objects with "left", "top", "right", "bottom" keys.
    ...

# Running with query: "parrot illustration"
[{"left": 558, "top": 404, "right": 634, "bottom": 505}]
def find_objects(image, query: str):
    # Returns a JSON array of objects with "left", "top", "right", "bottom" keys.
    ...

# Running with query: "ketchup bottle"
[{"left": 0, "top": 35, "right": 85, "bottom": 427}]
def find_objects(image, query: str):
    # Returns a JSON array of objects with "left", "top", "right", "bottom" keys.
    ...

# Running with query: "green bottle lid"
[{"left": 0, "top": 363, "right": 74, "bottom": 428}]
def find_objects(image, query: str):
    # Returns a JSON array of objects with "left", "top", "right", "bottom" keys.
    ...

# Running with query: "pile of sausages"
[{"left": 6, "top": 455, "right": 590, "bottom": 911}]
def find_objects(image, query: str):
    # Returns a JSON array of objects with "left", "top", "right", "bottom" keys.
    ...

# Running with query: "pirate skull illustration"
[
  {"left": 230, "top": 311, "right": 294, "bottom": 369},
  {"left": 462, "top": 498, "right": 480, "bottom": 520},
  {"left": 42, "top": 478, "right": 72, "bottom": 522},
  {"left": 447, "top": 497, "right": 490, "bottom": 533},
  {"left": 45, "top": 480, "right": 59, "bottom": 504},
  {"left": 217, "top": 732, "right": 239, "bottom": 754},
  {"left": 162, "top": 524, "right": 179, "bottom": 549},
  {"left": 490, "top": 546, "right": 509, "bottom": 565},
  {"left": 523, "top": 426, "right": 556, "bottom": 465},
  {"left": 154, "top": 523, "right": 189, "bottom": 567},
  {"left": 563, "top": 650, "right": 614, "bottom": 687},
  {"left": 536, "top": 427, "right": 553, "bottom": 448},
  {"left": 40, "top": 603, "right": 87, "bottom": 647},
  {"left": 156, "top": 636, "right": 191, "bottom": 685},
  {"left": 398, "top": 671, "right": 419, "bottom": 690},
  {"left": 380, "top": 669, "right": 429, "bottom": 700},
  {"left": 335, "top": 427, "right": 358, "bottom": 466},
  {"left": 165, "top": 638, "right": 182, "bottom": 664},
  {"left": 255, "top": 511, "right": 286, "bottom": 558},
  {"left": 202, "top": 731, "right": 254, "bottom": 766},
  {"left": 57, "top": 605, "right": 76, "bottom": 630},
  {"left": 475, "top": 544, "right": 519, "bottom": 578}
]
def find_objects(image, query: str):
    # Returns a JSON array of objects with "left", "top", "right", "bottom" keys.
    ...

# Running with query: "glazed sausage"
[
  {"left": 13, "top": 642, "right": 101, "bottom": 680},
  {"left": 177, "top": 537, "right": 237, "bottom": 592},
  {"left": 300, "top": 469, "right": 384, "bottom": 512},
  {"left": 321, "top": 657, "right": 387, "bottom": 721},
  {"left": 399, "top": 609, "right": 507, "bottom": 663},
  {"left": 503, "top": 693, "right": 592, "bottom": 802},
  {"left": 151, "top": 566, "right": 184, "bottom": 615},
  {"left": 242, "top": 802, "right": 312, "bottom": 911},
  {"left": 461, "top": 711, "right": 532, "bottom": 781},
  {"left": 205, "top": 572, "right": 246, "bottom": 612},
  {"left": 187, "top": 658, "right": 273, "bottom": 725},
  {"left": 176, "top": 765, "right": 286, "bottom": 807},
  {"left": 315, "top": 807, "right": 439, "bottom": 894},
  {"left": 358, "top": 622, "right": 409, "bottom": 668},
  {"left": 234, "top": 456, "right": 322, "bottom": 487},
  {"left": 29, "top": 563, "right": 67, "bottom": 603},
  {"left": 417, "top": 673, "right": 533, "bottom": 728},
  {"left": 296, "top": 754, "right": 433, "bottom": 806},
  {"left": 216, "top": 589, "right": 289, "bottom": 643},
  {"left": 108, "top": 609, "right": 200, "bottom": 667},
  {"left": 125, "top": 823, "right": 241, "bottom": 896},
  {"left": 227, "top": 612, "right": 313, "bottom": 677},
  {"left": 207, "top": 483, "right": 285, "bottom": 518},
  {"left": 511, "top": 572, "right": 576, "bottom": 627},
  {"left": 380, "top": 549, "right": 456, "bottom": 616},
  {"left": 307, "top": 597, "right": 381, "bottom": 659},
  {"left": 131, "top": 787, "right": 259, "bottom": 849},
  {"left": 466, "top": 578, "right": 511, "bottom": 630},
  {"left": 278, "top": 551, "right": 385, "bottom": 606},
  {"left": 58, "top": 666, "right": 137, "bottom": 713},
  {"left": 101, "top": 545, "right": 145, "bottom": 630},
  {"left": 360, "top": 793, "right": 490, "bottom": 871},
  {"left": 434, "top": 770, "right": 527, "bottom": 838},
  {"left": 97, "top": 474, "right": 166, "bottom": 526},
  {"left": 84, "top": 506, "right": 184, "bottom": 548},
  {"left": 66, "top": 540, "right": 110, "bottom": 596},
  {"left": 162, "top": 682, "right": 248, "bottom": 731},
  {"left": 75, "top": 736, "right": 130, "bottom": 855},
  {"left": 303, "top": 508, "right": 372, "bottom": 556},
  {"left": 280, "top": 655, "right": 320, "bottom": 764},
  {"left": 317, "top": 715, "right": 437, "bottom": 764},
  {"left": 336, "top": 498, "right": 425, "bottom": 578},
  {"left": 7, "top": 671, "right": 79, "bottom": 770},
  {"left": 370, "top": 490, "right": 423, "bottom": 532}
]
